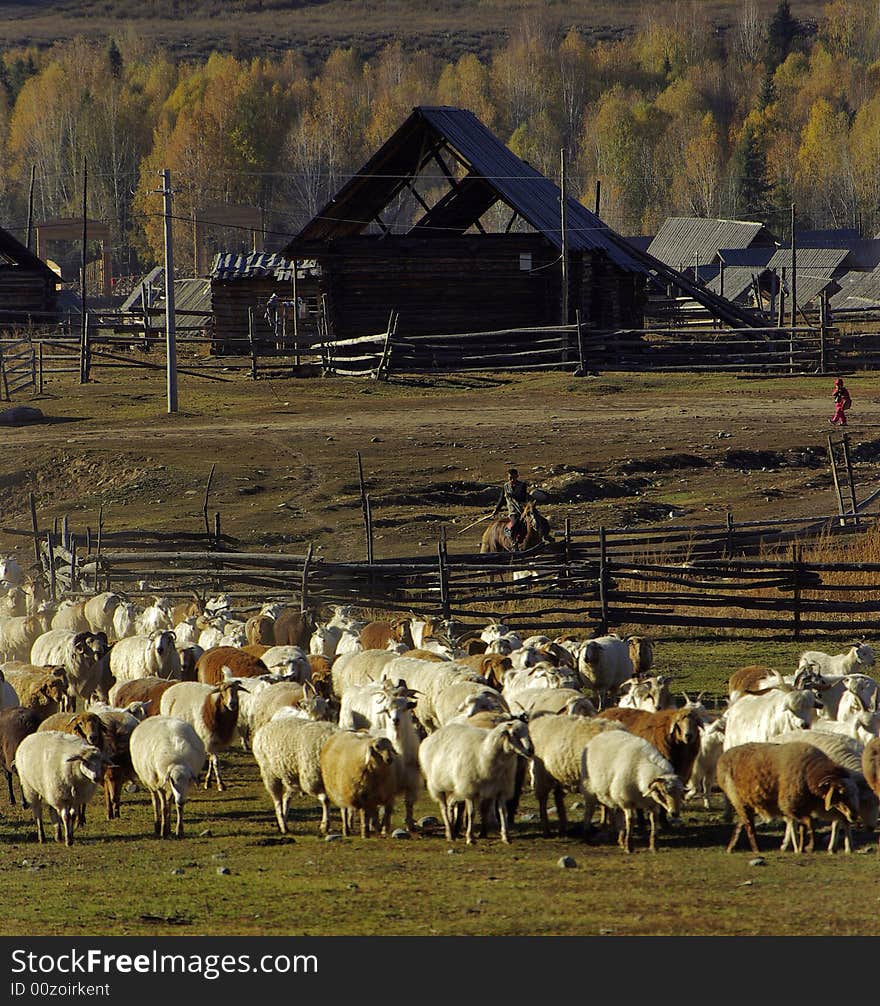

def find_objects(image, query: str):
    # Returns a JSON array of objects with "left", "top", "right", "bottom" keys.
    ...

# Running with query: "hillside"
[{"left": 0, "top": 0, "right": 827, "bottom": 63}]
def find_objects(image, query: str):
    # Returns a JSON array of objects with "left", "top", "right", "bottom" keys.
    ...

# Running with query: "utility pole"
[
  {"left": 560, "top": 148, "right": 569, "bottom": 326},
  {"left": 159, "top": 168, "right": 178, "bottom": 414},
  {"left": 25, "top": 164, "right": 35, "bottom": 251},
  {"left": 790, "top": 203, "right": 797, "bottom": 332},
  {"left": 80, "top": 158, "right": 88, "bottom": 383}
]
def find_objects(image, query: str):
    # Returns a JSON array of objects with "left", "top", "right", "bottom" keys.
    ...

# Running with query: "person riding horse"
[{"left": 491, "top": 468, "right": 534, "bottom": 548}]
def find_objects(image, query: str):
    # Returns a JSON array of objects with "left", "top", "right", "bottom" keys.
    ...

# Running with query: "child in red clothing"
[{"left": 830, "top": 377, "right": 851, "bottom": 426}]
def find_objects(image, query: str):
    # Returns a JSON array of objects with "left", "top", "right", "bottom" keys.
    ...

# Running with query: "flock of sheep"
[{"left": 1, "top": 551, "right": 880, "bottom": 856}]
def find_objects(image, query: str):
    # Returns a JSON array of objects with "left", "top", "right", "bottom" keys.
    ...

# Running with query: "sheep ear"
[
  {"left": 65, "top": 754, "right": 84, "bottom": 765},
  {"left": 824, "top": 786, "right": 837, "bottom": 811}
]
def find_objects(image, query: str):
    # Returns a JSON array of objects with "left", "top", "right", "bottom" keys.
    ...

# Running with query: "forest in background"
[{"left": 1, "top": 0, "right": 879, "bottom": 281}]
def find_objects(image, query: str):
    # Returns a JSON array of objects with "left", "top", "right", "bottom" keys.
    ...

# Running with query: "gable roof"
[
  {"left": 647, "top": 217, "right": 776, "bottom": 269},
  {"left": 0, "top": 224, "right": 58, "bottom": 283},
  {"left": 284, "top": 106, "right": 764, "bottom": 328},
  {"left": 830, "top": 266, "right": 880, "bottom": 308}
]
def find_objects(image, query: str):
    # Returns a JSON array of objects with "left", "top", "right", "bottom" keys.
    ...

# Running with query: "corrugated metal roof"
[
  {"left": 767, "top": 246, "right": 850, "bottom": 272},
  {"left": 0, "top": 223, "right": 58, "bottom": 282},
  {"left": 210, "top": 252, "right": 319, "bottom": 282},
  {"left": 796, "top": 228, "right": 860, "bottom": 246},
  {"left": 830, "top": 267, "right": 880, "bottom": 308},
  {"left": 706, "top": 267, "right": 766, "bottom": 303},
  {"left": 716, "top": 246, "right": 774, "bottom": 268},
  {"left": 647, "top": 218, "right": 774, "bottom": 269}
]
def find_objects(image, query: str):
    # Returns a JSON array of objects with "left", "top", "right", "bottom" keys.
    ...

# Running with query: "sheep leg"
[
  {"left": 211, "top": 755, "right": 226, "bottom": 792},
  {"left": 726, "top": 822, "right": 743, "bottom": 853},
  {"left": 149, "top": 791, "right": 162, "bottom": 836},
  {"left": 648, "top": 809, "right": 658, "bottom": 852},
  {"left": 4, "top": 768, "right": 15, "bottom": 806},
  {"left": 804, "top": 820, "right": 815, "bottom": 854},
  {"left": 318, "top": 794, "right": 330, "bottom": 835},
  {"left": 359, "top": 809, "right": 368, "bottom": 839},
  {"left": 464, "top": 798, "right": 476, "bottom": 845},
  {"left": 827, "top": 820, "right": 838, "bottom": 854},
  {"left": 382, "top": 803, "right": 393, "bottom": 836},
  {"left": 743, "top": 811, "right": 760, "bottom": 854},
  {"left": 32, "top": 799, "right": 45, "bottom": 844},
  {"left": 438, "top": 794, "right": 455, "bottom": 843},
  {"left": 62, "top": 807, "right": 74, "bottom": 846},
  {"left": 267, "top": 779, "right": 286, "bottom": 834},
  {"left": 582, "top": 794, "right": 597, "bottom": 840},
  {"left": 203, "top": 757, "right": 213, "bottom": 790},
  {"left": 498, "top": 799, "right": 510, "bottom": 844},
  {"left": 553, "top": 785, "right": 568, "bottom": 837},
  {"left": 174, "top": 798, "right": 185, "bottom": 839},
  {"left": 340, "top": 807, "right": 349, "bottom": 838},
  {"left": 49, "top": 806, "right": 62, "bottom": 844},
  {"left": 622, "top": 809, "right": 634, "bottom": 853},
  {"left": 404, "top": 797, "right": 415, "bottom": 833}
]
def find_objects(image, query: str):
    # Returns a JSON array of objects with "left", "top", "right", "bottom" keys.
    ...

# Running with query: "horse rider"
[{"left": 492, "top": 468, "right": 533, "bottom": 545}]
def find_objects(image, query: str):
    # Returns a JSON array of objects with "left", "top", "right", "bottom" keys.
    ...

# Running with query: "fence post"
[
  {"left": 375, "top": 309, "right": 396, "bottom": 381},
  {"left": 365, "top": 494, "right": 374, "bottom": 565},
  {"left": 46, "top": 531, "right": 56, "bottom": 601},
  {"left": 438, "top": 532, "right": 450, "bottom": 620},
  {"left": 300, "top": 542, "right": 313, "bottom": 614},
  {"left": 38, "top": 342, "right": 43, "bottom": 395},
  {"left": 214, "top": 511, "right": 221, "bottom": 545},
  {"left": 791, "top": 544, "right": 801, "bottom": 640},
  {"left": 69, "top": 534, "right": 77, "bottom": 592},
  {"left": 819, "top": 292, "right": 828, "bottom": 375},
  {"left": 62, "top": 514, "right": 69, "bottom": 551},
  {"left": 598, "top": 525, "right": 609, "bottom": 634},
  {"left": 564, "top": 516, "right": 571, "bottom": 580},
  {"left": 29, "top": 492, "right": 40, "bottom": 567},
  {"left": 247, "top": 307, "right": 258, "bottom": 380},
  {"left": 95, "top": 504, "right": 103, "bottom": 592},
  {"left": 725, "top": 510, "right": 734, "bottom": 558},
  {"left": 575, "top": 308, "right": 585, "bottom": 376}
]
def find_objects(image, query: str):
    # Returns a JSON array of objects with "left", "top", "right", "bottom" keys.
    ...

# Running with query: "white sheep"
[
  {"left": 330, "top": 648, "right": 399, "bottom": 698},
  {"left": 686, "top": 715, "right": 727, "bottom": 809},
  {"left": 112, "top": 602, "right": 141, "bottom": 640},
  {"left": 528, "top": 715, "right": 626, "bottom": 836},
  {"left": 50, "top": 599, "right": 90, "bottom": 634},
  {"left": 135, "top": 598, "right": 175, "bottom": 635},
  {"left": 723, "top": 688, "right": 819, "bottom": 750},
  {"left": 30, "top": 629, "right": 109, "bottom": 707},
  {"left": 15, "top": 730, "right": 106, "bottom": 845},
  {"left": 0, "top": 669, "right": 19, "bottom": 710},
  {"left": 577, "top": 634, "right": 635, "bottom": 708},
  {"left": 129, "top": 716, "right": 207, "bottom": 838},
  {"left": 252, "top": 717, "right": 340, "bottom": 833},
  {"left": 506, "top": 687, "right": 596, "bottom": 719},
  {"left": 110, "top": 630, "right": 181, "bottom": 683},
  {"left": 580, "top": 728, "right": 685, "bottom": 853},
  {"left": 432, "top": 680, "right": 509, "bottom": 728},
  {"left": 379, "top": 656, "right": 485, "bottom": 734},
  {"left": 0, "top": 613, "right": 49, "bottom": 662},
  {"left": 373, "top": 685, "right": 422, "bottom": 832},
  {"left": 258, "top": 645, "right": 311, "bottom": 682},
  {"left": 83, "top": 592, "right": 125, "bottom": 637},
  {"left": 159, "top": 680, "right": 242, "bottom": 790},
  {"left": 418, "top": 719, "right": 534, "bottom": 844},
  {"left": 798, "top": 643, "right": 875, "bottom": 682}
]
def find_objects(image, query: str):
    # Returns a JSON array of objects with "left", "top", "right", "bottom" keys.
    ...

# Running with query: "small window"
[{"left": 519, "top": 253, "right": 532, "bottom": 272}]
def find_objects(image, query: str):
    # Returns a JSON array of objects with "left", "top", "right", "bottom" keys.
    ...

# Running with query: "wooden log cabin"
[
  {"left": 0, "top": 225, "right": 59, "bottom": 327},
  {"left": 282, "top": 106, "right": 759, "bottom": 342}
]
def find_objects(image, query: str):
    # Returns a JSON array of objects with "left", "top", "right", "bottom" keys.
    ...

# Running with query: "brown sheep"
[
  {"left": 109, "top": 677, "right": 180, "bottom": 716},
  {"left": 160, "top": 680, "right": 243, "bottom": 791},
  {"left": 308, "top": 654, "right": 333, "bottom": 684},
  {"left": 242, "top": 643, "right": 270, "bottom": 658},
  {"left": 246, "top": 614, "right": 276, "bottom": 646},
  {"left": 464, "top": 639, "right": 488, "bottom": 655},
  {"left": 1, "top": 664, "right": 69, "bottom": 711},
  {"left": 717, "top": 742, "right": 861, "bottom": 853},
  {"left": 359, "top": 618, "right": 414, "bottom": 652},
  {"left": 320, "top": 731, "right": 400, "bottom": 837},
  {"left": 862, "top": 737, "right": 880, "bottom": 849},
  {"left": 0, "top": 682, "right": 67, "bottom": 805},
  {"left": 196, "top": 646, "right": 268, "bottom": 685},
  {"left": 728, "top": 664, "right": 777, "bottom": 699},
  {"left": 272, "top": 608, "right": 316, "bottom": 647},
  {"left": 628, "top": 636, "right": 654, "bottom": 676},
  {"left": 171, "top": 598, "right": 202, "bottom": 626},
  {"left": 455, "top": 653, "right": 513, "bottom": 690},
  {"left": 399, "top": 649, "right": 447, "bottom": 662},
  {"left": 597, "top": 706, "right": 703, "bottom": 784}
]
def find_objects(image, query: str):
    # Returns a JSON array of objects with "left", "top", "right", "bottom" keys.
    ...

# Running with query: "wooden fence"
[{"left": 28, "top": 507, "right": 880, "bottom": 637}]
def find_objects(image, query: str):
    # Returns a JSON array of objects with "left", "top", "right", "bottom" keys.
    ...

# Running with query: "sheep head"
[
  {"left": 648, "top": 775, "right": 684, "bottom": 818},
  {"left": 821, "top": 776, "right": 860, "bottom": 821},
  {"left": 497, "top": 720, "right": 533, "bottom": 759}
]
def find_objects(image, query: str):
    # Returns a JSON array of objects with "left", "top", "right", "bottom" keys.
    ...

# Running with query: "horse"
[{"left": 480, "top": 500, "right": 553, "bottom": 554}]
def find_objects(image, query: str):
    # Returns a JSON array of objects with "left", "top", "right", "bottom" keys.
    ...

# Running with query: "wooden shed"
[
  {"left": 0, "top": 225, "right": 59, "bottom": 327},
  {"left": 210, "top": 252, "right": 319, "bottom": 352},
  {"left": 282, "top": 106, "right": 759, "bottom": 340}
]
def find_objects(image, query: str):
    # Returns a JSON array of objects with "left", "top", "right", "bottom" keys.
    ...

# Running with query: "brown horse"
[{"left": 480, "top": 501, "right": 553, "bottom": 554}]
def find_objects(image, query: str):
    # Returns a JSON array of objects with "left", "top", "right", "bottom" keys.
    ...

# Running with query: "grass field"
[{"left": 2, "top": 364, "right": 880, "bottom": 937}]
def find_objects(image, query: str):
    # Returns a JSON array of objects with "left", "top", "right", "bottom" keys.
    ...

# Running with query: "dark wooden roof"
[{"left": 0, "top": 224, "right": 58, "bottom": 282}]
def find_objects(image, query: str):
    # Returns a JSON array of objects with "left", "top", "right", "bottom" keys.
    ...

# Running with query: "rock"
[
  {"left": 557, "top": 856, "right": 577, "bottom": 869},
  {"left": 211, "top": 852, "right": 227, "bottom": 861},
  {"left": 447, "top": 848, "right": 460, "bottom": 855},
  {"left": 198, "top": 829, "right": 212, "bottom": 837},
  {"left": 123, "top": 782, "right": 139, "bottom": 794},
  {"left": 417, "top": 816, "right": 439, "bottom": 828},
  {"left": 171, "top": 868, "right": 185, "bottom": 876},
  {"left": 749, "top": 857, "right": 766, "bottom": 867},
  {"left": 0, "top": 406, "right": 44, "bottom": 426},
  {"left": 325, "top": 833, "right": 343, "bottom": 842},
  {"left": 370, "top": 436, "right": 381, "bottom": 442},
  {"left": 216, "top": 866, "right": 231, "bottom": 876},
  {"left": 391, "top": 828, "right": 411, "bottom": 839}
]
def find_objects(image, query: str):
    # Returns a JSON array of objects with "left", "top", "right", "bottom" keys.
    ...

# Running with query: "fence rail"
[{"left": 27, "top": 506, "right": 880, "bottom": 637}]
